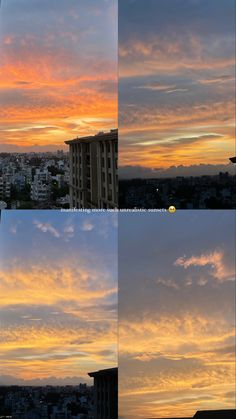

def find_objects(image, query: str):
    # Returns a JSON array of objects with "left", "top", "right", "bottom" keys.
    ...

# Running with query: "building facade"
[
  {"left": 0, "top": 175, "right": 11, "bottom": 199},
  {"left": 30, "top": 180, "right": 51, "bottom": 202},
  {"left": 65, "top": 130, "right": 118, "bottom": 209},
  {"left": 88, "top": 368, "right": 118, "bottom": 419}
]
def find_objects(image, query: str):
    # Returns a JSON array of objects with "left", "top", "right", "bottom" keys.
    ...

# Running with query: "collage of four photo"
[{"left": 0, "top": 1, "right": 235, "bottom": 419}]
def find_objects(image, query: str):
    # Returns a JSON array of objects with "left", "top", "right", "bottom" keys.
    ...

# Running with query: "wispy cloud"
[
  {"left": 0, "top": 0, "right": 117, "bottom": 151},
  {"left": 174, "top": 249, "right": 234, "bottom": 282},
  {"left": 81, "top": 219, "right": 95, "bottom": 232},
  {"left": 9, "top": 221, "right": 21, "bottom": 235},
  {"left": 134, "top": 82, "right": 176, "bottom": 91},
  {"left": 119, "top": 0, "right": 235, "bottom": 174},
  {"left": 33, "top": 220, "right": 60, "bottom": 238},
  {"left": 0, "top": 212, "right": 117, "bottom": 383},
  {"left": 198, "top": 75, "right": 235, "bottom": 85},
  {"left": 118, "top": 211, "right": 235, "bottom": 418},
  {"left": 63, "top": 224, "right": 75, "bottom": 240}
]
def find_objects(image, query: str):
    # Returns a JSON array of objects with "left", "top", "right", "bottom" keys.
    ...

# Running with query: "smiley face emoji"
[{"left": 168, "top": 205, "right": 176, "bottom": 213}]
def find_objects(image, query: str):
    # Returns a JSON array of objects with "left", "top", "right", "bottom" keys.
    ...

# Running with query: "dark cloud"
[
  {"left": 0, "top": 375, "right": 90, "bottom": 386},
  {"left": 0, "top": 143, "right": 67, "bottom": 152},
  {"left": 119, "top": 163, "right": 235, "bottom": 178},
  {"left": 119, "top": 0, "right": 235, "bottom": 42}
]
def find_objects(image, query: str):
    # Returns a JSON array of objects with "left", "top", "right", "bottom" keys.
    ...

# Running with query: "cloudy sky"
[
  {"left": 119, "top": 0, "right": 236, "bottom": 178},
  {"left": 0, "top": 0, "right": 117, "bottom": 152},
  {"left": 0, "top": 211, "right": 117, "bottom": 385},
  {"left": 119, "top": 211, "right": 235, "bottom": 418}
]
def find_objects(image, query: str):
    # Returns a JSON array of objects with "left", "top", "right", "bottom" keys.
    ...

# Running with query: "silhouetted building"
[
  {"left": 65, "top": 129, "right": 118, "bottom": 209},
  {"left": 229, "top": 157, "right": 236, "bottom": 163},
  {"left": 88, "top": 367, "right": 118, "bottom": 419},
  {"left": 146, "top": 409, "right": 236, "bottom": 419},
  {"left": 146, "top": 417, "right": 191, "bottom": 419},
  {"left": 193, "top": 410, "right": 236, "bottom": 418}
]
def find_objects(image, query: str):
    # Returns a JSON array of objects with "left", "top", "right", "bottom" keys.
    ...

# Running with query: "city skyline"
[
  {"left": 119, "top": 211, "right": 235, "bottom": 418},
  {"left": 0, "top": 211, "right": 118, "bottom": 385},
  {"left": 0, "top": 0, "right": 117, "bottom": 153},
  {"left": 119, "top": 0, "right": 235, "bottom": 178}
]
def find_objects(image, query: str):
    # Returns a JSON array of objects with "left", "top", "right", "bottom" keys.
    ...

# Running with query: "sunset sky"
[
  {"left": 119, "top": 0, "right": 236, "bottom": 178},
  {"left": 119, "top": 211, "right": 235, "bottom": 418},
  {"left": 0, "top": 211, "right": 117, "bottom": 385},
  {"left": 0, "top": 0, "right": 117, "bottom": 152}
]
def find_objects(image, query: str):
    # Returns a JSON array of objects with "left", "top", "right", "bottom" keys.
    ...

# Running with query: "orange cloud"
[
  {"left": 0, "top": 34, "right": 117, "bottom": 150},
  {"left": 1, "top": 322, "right": 117, "bottom": 381},
  {"left": 119, "top": 35, "right": 235, "bottom": 77},
  {"left": 0, "top": 259, "right": 117, "bottom": 381},
  {"left": 174, "top": 249, "right": 235, "bottom": 282},
  {"left": 119, "top": 28, "right": 235, "bottom": 171},
  {"left": 0, "top": 263, "right": 117, "bottom": 308},
  {"left": 119, "top": 100, "right": 235, "bottom": 168},
  {"left": 119, "top": 314, "right": 235, "bottom": 418}
]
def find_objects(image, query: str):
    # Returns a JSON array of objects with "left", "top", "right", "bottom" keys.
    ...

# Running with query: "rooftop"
[
  {"left": 88, "top": 367, "right": 118, "bottom": 378},
  {"left": 193, "top": 410, "right": 236, "bottom": 418},
  {"left": 146, "top": 410, "right": 236, "bottom": 419},
  {"left": 65, "top": 129, "right": 118, "bottom": 145}
]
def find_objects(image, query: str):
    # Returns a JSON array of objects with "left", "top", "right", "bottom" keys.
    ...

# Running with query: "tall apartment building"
[
  {"left": 30, "top": 180, "right": 51, "bottom": 202},
  {"left": 0, "top": 175, "right": 11, "bottom": 199},
  {"left": 88, "top": 368, "right": 118, "bottom": 419},
  {"left": 65, "top": 129, "right": 118, "bottom": 209}
]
